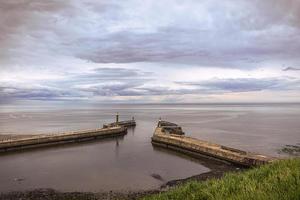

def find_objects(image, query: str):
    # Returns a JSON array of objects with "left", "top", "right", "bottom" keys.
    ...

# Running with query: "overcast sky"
[{"left": 1, "top": 0, "right": 300, "bottom": 103}]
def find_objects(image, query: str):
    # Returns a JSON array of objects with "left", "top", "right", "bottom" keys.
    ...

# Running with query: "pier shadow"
[
  {"left": 152, "top": 145, "right": 243, "bottom": 187},
  {"left": 152, "top": 145, "right": 241, "bottom": 172},
  {"left": 128, "top": 126, "right": 136, "bottom": 136}
]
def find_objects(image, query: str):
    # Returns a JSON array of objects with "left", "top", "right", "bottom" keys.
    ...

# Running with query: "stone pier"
[
  {"left": 152, "top": 120, "right": 276, "bottom": 167},
  {"left": 0, "top": 114, "right": 136, "bottom": 153},
  {"left": 0, "top": 126, "right": 127, "bottom": 153}
]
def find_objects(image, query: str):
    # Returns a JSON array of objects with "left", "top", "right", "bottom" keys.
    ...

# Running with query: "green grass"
[{"left": 141, "top": 159, "right": 300, "bottom": 200}]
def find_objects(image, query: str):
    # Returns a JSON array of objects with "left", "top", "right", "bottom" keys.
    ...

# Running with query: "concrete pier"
[
  {"left": 152, "top": 120, "right": 276, "bottom": 167},
  {"left": 0, "top": 126, "right": 127, "bottom": 153},
  {"left": 103, "top": 115, "right": 136, "bottom": 128}
]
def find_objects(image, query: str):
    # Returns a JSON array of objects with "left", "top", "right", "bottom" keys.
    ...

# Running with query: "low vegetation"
[{"left": 142, "top": 158, "right": 300, "bottom": 200}]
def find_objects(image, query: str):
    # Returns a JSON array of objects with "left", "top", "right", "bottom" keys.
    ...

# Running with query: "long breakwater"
[
  {"left": 152, "top": 121, "right": 276, "bottom": 167},
  {"left": 0, "top": 116, "right": 136, "bottom": 153}
]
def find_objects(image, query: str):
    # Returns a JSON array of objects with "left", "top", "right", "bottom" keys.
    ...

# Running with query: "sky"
[{"left": 1, "top": 0, "right": 300, "bottom": 104}]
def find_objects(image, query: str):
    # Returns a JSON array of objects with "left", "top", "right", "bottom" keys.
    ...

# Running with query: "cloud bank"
[{"left": 0, "top": 0, "right": 300, "bottom": 103}]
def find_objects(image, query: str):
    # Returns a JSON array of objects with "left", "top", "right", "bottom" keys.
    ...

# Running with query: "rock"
[
  {"left": 13, "top": 178, "right": 25, "bottom": 182},
  {"left": 150, "top": 173, "right": 164, "bottom": 181}
]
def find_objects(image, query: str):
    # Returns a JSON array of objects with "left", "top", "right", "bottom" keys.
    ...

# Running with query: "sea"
[{"left": 0, "top": 103, "right": 299, "bottom": 192}]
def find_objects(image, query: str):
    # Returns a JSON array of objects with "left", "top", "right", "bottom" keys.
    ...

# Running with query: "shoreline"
[
  {"left": 0, "top": 150, "right": 241, "bottom": 200},
  {"left": 0, "top": 165, "right": 241, "bottom": 200}
]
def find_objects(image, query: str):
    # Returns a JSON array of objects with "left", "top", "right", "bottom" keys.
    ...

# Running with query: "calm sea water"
[{"left": 0, "top": 103, "right": 299, "bottom": 192}]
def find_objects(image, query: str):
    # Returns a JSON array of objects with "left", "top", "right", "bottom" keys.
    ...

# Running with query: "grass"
[{"left": 141, "top": 158, "right": 300, "bottom": 200}]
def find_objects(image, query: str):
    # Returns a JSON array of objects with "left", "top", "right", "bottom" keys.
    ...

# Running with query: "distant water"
[{"left": 0, "top": 103, "right": 299, "bottom": 192}]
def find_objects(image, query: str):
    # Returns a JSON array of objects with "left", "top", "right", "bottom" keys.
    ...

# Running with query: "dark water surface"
[{"left": 0, "top": 103, "right": 299, "bottom": 192}]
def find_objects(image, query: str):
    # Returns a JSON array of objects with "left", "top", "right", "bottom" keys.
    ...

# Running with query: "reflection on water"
[{"left": 0, "top": 103, "right": 300, "bottom": 192}]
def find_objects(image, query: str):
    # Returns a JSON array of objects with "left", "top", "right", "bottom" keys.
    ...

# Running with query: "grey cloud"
[
  {"left": 1, "top": 76, "right": 300, "bottom": 101},
  {"left": 1, "top": 0, "right": 300, "bottom": 68},
  {"left": 134, "top": 87, "right": 198, "bottom": 96},
  {"left": 177, "top": 78, "right": 300, "bottom": 93},
  {"left": 77, "top": 29, "right": 213, "bottom": 65},
  {"left": 0, "top": 86, "right": 76, "bottom": 101},
  {"left": 68, "top": 0, "right": 300, "bottom": 67},
  {"left": 251, "top": 0, "right": 300, "bottom": 29},
  {"left": 91, "top": 68, "right": 153, "bottom": 79},
  {"left": 201, "top": 79, "right": 280, "bottom": 92},
  {"left": 96, "top": 77, "right": 299, "bottom": 97},
  {"left": 1, "top": 0, "right": 300, "bottom": 103},
  {"left": 63, "top": 67, "right": 153, "bottom": 86},
  {"left": 283, "top": 67, "right": 300, "bottom": 71},
  {"left": 79, "top": 81, "right": 144, "bottom": 96},
  {"left": 84, "top": 85, "right": 194, "bottom": 97},
  {"left": 0, "top": 67, "right": 153, "bottom": 100}
]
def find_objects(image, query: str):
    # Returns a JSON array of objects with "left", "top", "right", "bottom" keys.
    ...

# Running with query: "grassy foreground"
[{"left": 142, "top": 159, "right": 300, "bottom": 200}]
